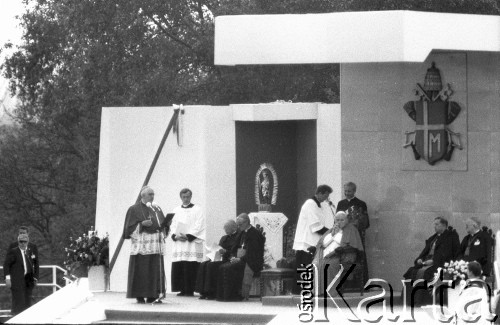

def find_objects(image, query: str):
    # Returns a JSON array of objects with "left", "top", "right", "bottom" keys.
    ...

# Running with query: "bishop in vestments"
[{"left": 123, "top": 186, "right": 170, "bottom": 304}]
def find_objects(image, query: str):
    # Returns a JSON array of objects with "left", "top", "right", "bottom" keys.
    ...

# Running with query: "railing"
[{"left": 0, "top": 265, "right": 69, "bottom": 314}]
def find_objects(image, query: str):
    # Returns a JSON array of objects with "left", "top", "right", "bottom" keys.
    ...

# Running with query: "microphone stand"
[
  {"left": 152, "top": 207, "right": 165, "bottom": 305},
  {"left": 327, "top": 200, "right": 336, "bottom": 217}
]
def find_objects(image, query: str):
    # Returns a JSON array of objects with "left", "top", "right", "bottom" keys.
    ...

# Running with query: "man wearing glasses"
[
  {"left": 3, "top": 234, "right": 39, "bottom": 315},
  {"left": 7, "top": 226, "right": 39, "bottom": 262}
]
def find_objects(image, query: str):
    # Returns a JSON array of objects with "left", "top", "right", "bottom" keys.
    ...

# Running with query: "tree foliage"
[{"left": 0, "top": 0, "right": 498, "bottom": 267}]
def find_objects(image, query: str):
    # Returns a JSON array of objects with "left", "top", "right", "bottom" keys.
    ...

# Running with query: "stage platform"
[{"left": 47, "top": 291, "right": 442, "bottom": 324}]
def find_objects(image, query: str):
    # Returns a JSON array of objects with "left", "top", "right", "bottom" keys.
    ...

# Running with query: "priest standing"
[
  {"left": 171, "top": 188, "right": 206, "bottom": 297},
  {"left": 123, "top": 186, "right": 170, "bottom": 304},
  {"left": 336, "top": 182, "right": 369, "bottom": 242}
]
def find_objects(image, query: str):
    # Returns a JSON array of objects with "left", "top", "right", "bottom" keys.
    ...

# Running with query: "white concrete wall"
[
  {"left": 96, "top": 103, "right": 343, "bottom": 292},
  {"left": 214, "top": 11, "right": 500, "bottom": 65},
  {"left": 95, "top": 106, "right": 236, "bottom": 292},
  {"left": 317, "top": 104, "right": 342, "bottom": 204}
]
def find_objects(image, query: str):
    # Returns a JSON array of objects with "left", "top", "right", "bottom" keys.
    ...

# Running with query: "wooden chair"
[
  {"left": 249, "top": 224, "right": 267, "bottom": 297},
  {"left": 336, "top": 246, "right": 365, "bottom": 296}
]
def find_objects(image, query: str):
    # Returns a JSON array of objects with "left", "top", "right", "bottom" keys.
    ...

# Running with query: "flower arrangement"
[
  {"left": 63, "top": 228, "right": 109, "bottom": 277},
  {"left": 440, "top": 260, "right": 468, "bottom": 282}
]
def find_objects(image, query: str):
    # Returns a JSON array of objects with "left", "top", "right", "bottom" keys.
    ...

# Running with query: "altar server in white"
[
  {"left": 292, "top": 184, "right": 334, "bottom": 293},
  {"left": 171, "top": 188, "right": 206, "bottom": 296}
]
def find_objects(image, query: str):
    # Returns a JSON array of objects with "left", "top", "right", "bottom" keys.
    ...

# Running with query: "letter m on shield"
[{"left": 414, "top": 99, "right": 448, "bottom": 165}]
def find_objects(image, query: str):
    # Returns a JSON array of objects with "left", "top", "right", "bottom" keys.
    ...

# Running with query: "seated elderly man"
[
  {"left": 403, "top": 216, "right": 460, "bottom": 282},
  {"left": 216, "top": 213, "right": 265, "bottom": 301},
  {"left": 457, "top": 217, "right": 492, "bottom": 276},
  {"left": 312, "top": 211, "right": 364, "bottom": 296},
  {"left": 195, "top": 219, "right": 239, "bottom": 300}
]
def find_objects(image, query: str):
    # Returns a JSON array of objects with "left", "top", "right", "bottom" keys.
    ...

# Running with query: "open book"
[
  {"left": 175, "top": 222, "right": 189, "bottom": 237},
  {"left": 205, "top": 243, "right": 223, "bottom": 261}
]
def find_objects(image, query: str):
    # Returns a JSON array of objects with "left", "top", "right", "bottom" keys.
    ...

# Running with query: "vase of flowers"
[
  {"left": 437, "top": 260, "right": 468, "bottom": 307},
  {"left": 63, "top": 228, "right": 109, "bottom": 290}
]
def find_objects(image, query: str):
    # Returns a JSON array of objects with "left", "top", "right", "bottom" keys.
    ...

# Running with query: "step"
[
  {"left": 102, "top": 309, "right": 276, "bottom": 324},
  {"left": 262, "top": 291, "right": 400, "bottom": 307}
]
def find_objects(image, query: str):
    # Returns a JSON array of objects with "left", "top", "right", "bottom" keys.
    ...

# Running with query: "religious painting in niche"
[
  {"left": 255, "top": 163, "right": 278, "bottom": 211},
  {"left": 403, "top": 62, "right": 463, "bottom": 166}
]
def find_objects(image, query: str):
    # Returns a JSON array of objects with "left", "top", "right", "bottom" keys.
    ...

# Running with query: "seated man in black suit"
[
  {"left": 404, "top": 216, "right": 460, "bottom": 281},
  {"left": 3, "top": 234, "right": 40, "bottom": 315},
  {"left": 195, "top": 219, "right": 239, "bottom": 300},
  {"left": 217, "top": 213, "right": 265, "bottom": 301},
  {"left": 8, "top": 226, "right": 39, "bottom": 264},
  {"left": 458, "top": 217, "right": 492, "bottom": 276}
]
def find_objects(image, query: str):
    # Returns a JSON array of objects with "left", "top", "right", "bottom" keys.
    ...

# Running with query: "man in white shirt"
[
  {"left": 171, "top": 188, "right": 206, "bottom": 297},
  {"left": 292, "top": 185, "right": 334, "bottom": 293}
]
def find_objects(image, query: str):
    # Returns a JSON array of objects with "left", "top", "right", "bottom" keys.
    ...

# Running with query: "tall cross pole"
[{"left": 108, "top": 107, "right": 181, "bottom": 274}]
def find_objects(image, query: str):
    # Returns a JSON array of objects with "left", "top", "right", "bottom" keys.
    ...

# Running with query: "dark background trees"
[{"left": 0, "top": 0, "right": 498, "bottom": 289}]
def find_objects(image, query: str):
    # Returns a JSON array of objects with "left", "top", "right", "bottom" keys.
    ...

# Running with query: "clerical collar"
[
  {"left": 182, "top": 203, "right": 194, "bottom": 209},
  {"left": 312, "top": 196, "right": 321, "bottom": 207},
  {"left": 346, "top": 197, "right": 356, "bottom": 202}
]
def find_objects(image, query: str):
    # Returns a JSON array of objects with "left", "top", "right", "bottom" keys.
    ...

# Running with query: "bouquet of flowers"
[
  {"left": 440, "top": 260, "right": 468, "bottom": 282},
  {"left": 63, "top": 228, "right": 109, "bottom": 277}
]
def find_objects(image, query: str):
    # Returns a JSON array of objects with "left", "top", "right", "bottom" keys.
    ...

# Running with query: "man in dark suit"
[
  {"left": 404, "top": 216, "right": 460, "bottom": 281},
  {"left": 337, "top": 182, "right": 369, "bottom": 289},
  {"left": 458, "top": 217, "right": 492, "bottom": 276},
  {"left": 8, "top": 226, "right": 39, "bottom": 264},
  {"left": 217, "top": 213, "right": 265, "bottom": 301},
  {"left": 337, "top": 182, "right": 369, "bottom": 240},
  {"left": 3, "top": 234, "right": 40, "bottom": 315}
]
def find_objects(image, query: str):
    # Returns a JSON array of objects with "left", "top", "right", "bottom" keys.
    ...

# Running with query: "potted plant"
[
  {"left": 436, "top": 260, "right": 468, "bottom": 307},
  {"left": 63, "top": 228, "right": 109, "bottom": 291}
]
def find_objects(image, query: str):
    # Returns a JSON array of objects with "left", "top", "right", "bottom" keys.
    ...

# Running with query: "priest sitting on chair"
[
  {"left": 196, "top": 219, "right": 239, "bottom": 300},
  {"left": 403, "top": 216, "right": 460, "bottom": 281},
  {"left": 217, "top": 213, "right": 265, "bottom": 301}
]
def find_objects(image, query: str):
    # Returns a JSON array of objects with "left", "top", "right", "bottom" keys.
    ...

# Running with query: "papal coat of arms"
[{"left": 403, "top": 62, "right": 463, "bottom": 165}]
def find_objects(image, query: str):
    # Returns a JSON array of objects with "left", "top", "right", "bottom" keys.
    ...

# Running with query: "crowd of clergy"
[{"left": 121, "top": 182, "right": 495, "bottom": 319}]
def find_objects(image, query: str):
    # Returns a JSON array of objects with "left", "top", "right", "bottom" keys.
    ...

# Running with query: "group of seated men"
[
  {"left": 403, "top": 216, "right": 492, "bottom": 283},
  {"left": 195, "top": 214, "right": 265, "bottom": 301}
]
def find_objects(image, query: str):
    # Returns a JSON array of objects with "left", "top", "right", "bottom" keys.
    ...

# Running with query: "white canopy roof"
[{"left": 214, "top": 10, "right": 500, "bottom": 65}]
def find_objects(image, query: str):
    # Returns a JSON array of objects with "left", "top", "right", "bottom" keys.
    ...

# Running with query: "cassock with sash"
[
  {"left": 170, "top": 203, "right": 206, "bottom": 295},
  {"left": 3, "top": 247, "right": 39, "bottom": 314},
  {"left": 217, "top": 226, "right": 265, "bottom": 301},
  {"left": 195, "top": 231, "right": 239, "bottom": 299},
  {"left": 123, "top": 202, "right": 169, "bottom": 300}
]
